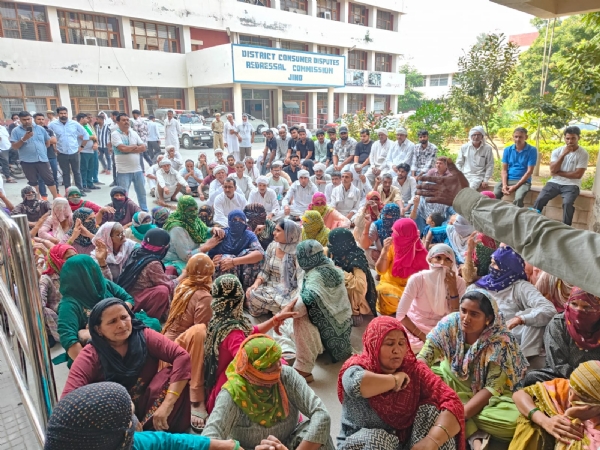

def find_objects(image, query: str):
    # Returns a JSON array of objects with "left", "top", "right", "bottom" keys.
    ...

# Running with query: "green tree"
[
  {"left": 405, "top": 100, "right": 452, "bottom": 155},
  {"left": 448, "top": 33, "right": 520, "bottom": 155},
  {"left": 397, "top": 64, "right": 425, "bottom": 112}
]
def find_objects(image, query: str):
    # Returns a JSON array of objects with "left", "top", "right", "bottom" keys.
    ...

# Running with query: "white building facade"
[{"left": 0, "top": 0, "right": 406, "bottom": 127}]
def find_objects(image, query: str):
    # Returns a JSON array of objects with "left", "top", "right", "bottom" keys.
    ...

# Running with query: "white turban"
[
  {"left": 469, "top": 126, "right": 485, "bottom": 139},
  {"left": 213, "top": 165, "right": 227, "bottom": 175},
  {"left": 159, "top": 159, "right": 171, "bottom": 167},
  {"left": 396, "top": 127, "right": 408, "bottom": 135},
  {"left": 376, "top": 128, "right": 388, "bottom": 135},
  {"left": 314, "top": 163, "right": 326, "bottom": 172},
  {"left": 256, "top": 176, "right": 269, "bottom": 185},
  {"left": 298, "top": 170, "right": 310, "bottom": 178}
]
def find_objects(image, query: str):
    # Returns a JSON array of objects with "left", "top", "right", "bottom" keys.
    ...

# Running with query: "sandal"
[
  {"left": 5, "top": 177, "right": 17, "bottom": 183},
  {"left": 190, "top": 410, "right": 208, "bottom": 433}
]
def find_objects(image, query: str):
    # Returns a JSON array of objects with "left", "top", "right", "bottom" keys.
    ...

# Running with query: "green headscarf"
[
  {"left": 60, "top": 254, "right": 110, "bottom": 310},
  {"left": 223, "top": 334, "right": 289, "bottom": 427},
  {"left": 130, "top": 211, "right": 156, "bottom": 241},
  {"left": 163, "top": 195, "right": 209, "bottom": 244}
]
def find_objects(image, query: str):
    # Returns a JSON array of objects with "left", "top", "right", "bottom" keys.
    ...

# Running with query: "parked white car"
[{"left": 221, "top": 113, "right": 269, "bottom": 134}]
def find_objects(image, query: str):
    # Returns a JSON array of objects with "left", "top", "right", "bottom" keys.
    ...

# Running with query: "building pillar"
[
  {"left": 367, "top": 51, "right": 376, "bottom": 72},
  {"left": 394, "top": 12, "right": 401, "bottom": 32},
  {"left": 308, "top": 92, "right": 318, "bottom": 129},
  {"left": 180, "top": 25, "right": 192, "bottom": 53},
  {"left": 46, "top": 6, "right": 62, "bottom": 44},
  {"left": 128, "top": 87, "right": 140, "bottom": 113},
  {"left": 271, "top": 0, "right": 281, "bottom": 10},
  {"left": 390, "top": 94, "right": 399, "bottom": 114},
  {"left": 308, "top": 43, "right": 318, "bottom": 53},
  {"left": 276, "top": 88, "right": 284, "bottom": 125},
  {"left": 184, "top": 87, "right": 196, "bottom": 112},
  {"left": 339, "top": 0, "right": 349, "bottom": 23},
  {"left": 233, "top": 83, "right": 243, "bottom": 121},
  {"left": 308, "top": 0, "right": 317, "bottom": 16},
  {"left": 327, "top": 87, "right": 335, "bottom": 123},
  {"left": 339, "top": 93, "right": 348, "bottom": 116},
  {"left": 370, "top": 6, "right": 378, "bottom": 28},
  {"left": 366, "top": 94, "right": 375, "bottom": 113},
  {"left": 274, "top": 38, "right": 281, "bottom": 48},
  {"left": 121, "top": 17, "right": 133, "bottom": 49},
  {"left": 58, "top": 85, "right": 71, "bottom": 116}
]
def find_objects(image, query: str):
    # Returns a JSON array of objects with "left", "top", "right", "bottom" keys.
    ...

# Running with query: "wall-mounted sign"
[
  {"left": 232, "top": 44, "right": 346, "bottom": 87},
  {"left": 345, "top": 70, "right": 405, "bottom": 94}
]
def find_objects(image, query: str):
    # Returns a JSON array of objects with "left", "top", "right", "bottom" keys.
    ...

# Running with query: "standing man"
[
  {"left": 33, "top": 113, "right": 59, "bottom": 199},
  {"left": 76, "top": 113, "right": 98, "bottom": 192},
  {"left": 237, "top": 114, "right": 254, "bottom": 161},
  {"left": 146, "top": 115, "right": 161, "bottom": 163},
  {"left": 533, "top": 126, "right": 588, "bottom": 226},
  {"left": 365, "top": 128, "right": 394, "bottom": 184},
  {"left": 130, "top": 110, "right": 149, "bottom": 165},
  {"left": 0, "top": 123, "right": 16, "bottom": 184},
  {"left": 49, "top": 106, "right": 88, "bottom": 195},
  {"left": 494, "top": 127, "right": 537, "bottom": 207},
  {"left": 111, "top": 113, "right": 148, "bottom": 211},
  {"left": 211, "top": 113, "right": 225, "bottom": 151},
  {"left": 411, "top": 130, "right": 438, "bottom": 177},
  {"left": 328, "top": 126, "right": 356, "bottom": 174},
  {"left": 385, "top": 127, "right": 414, "bottom": 172},
  {"left": 224, "top": 114, "right": 241, "bottom": 161},
  {"left": 456, "top": 126, "right": 494, "bottom": 190},
  {"left": 95, "top": 113, "right": 112, "bottom": 176},
  {"left": 10, "top": 111, "right": 60, "bottom": 200},
  {"left": 330, "top": 170, "right": 361, "bottom": 220},
  {"left": 163, "top": 109, "right": 181, "bottom": 152},
  {"left": 46, "top": 110, "right": 57, "bottom": 124},
  {"left": 314, "top": 129, "right": 329, "bottom": 164}
]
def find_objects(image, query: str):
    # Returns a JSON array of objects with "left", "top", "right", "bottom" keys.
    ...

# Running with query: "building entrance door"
[{"left": 244, "top": 99, "right": 270, "bottom": 122}]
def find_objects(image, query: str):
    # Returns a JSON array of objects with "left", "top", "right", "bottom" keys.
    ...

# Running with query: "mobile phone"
[{"left": 26, "top": 126, "right": 33, "bottom": 132}]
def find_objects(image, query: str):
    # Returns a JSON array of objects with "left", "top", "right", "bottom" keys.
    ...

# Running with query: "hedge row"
[{"left": 537, "top": 142, "right": 598, "bottom": 166}]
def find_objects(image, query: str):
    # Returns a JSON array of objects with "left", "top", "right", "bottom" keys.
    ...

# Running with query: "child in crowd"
[{"left": 422, "top": 212, "right": 447, "bottom": 249}]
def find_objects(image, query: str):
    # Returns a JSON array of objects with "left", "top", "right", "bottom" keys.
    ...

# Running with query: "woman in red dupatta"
[{"left": 337, "top": 316, "right": 465, "bottom": 450}]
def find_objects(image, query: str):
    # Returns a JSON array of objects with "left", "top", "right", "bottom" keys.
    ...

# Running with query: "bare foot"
[{"left": 157, "top": 199, "right": 168, "bottom": 207}]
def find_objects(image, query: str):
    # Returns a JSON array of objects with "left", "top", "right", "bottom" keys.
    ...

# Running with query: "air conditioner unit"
[
  {"left": 84, "top": 36, "right": 97, "bottom": 46},
  {"left": 319, "top": 108, "right": 328, "bottom": 114},
  {"left": 318, "top": 11, "right": 332, "bottom": 19}
]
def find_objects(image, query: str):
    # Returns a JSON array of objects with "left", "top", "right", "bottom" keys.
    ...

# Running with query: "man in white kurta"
[
  {"left": 207, "top": 165, "right": 244, "bottom": 206},
  {"left": 163, "top": 110, "right": 181, "bottom": 151},
  {"left": 364, "top": 128, "right": 395, "bottom": 185},
  {"left": 324, "top": 170, "right": 342, "bottom": 203},
  {"left": 224, "top": 114, "right": 240, "bottom": 161},
  {"left": 384, "top": 127, "right": 415, "bottom": 173},
  {"left": 156, "top": 159, "right": 189, "bottom": 205},
  {"left": 282, "top": 170, "right": 318, "bottom": 219},
  {"left": 145, "top": 154, "right": 164, "bottom": 195},
  {"left": 213, "top": 177, "right": 248, "bottom": 227},
  {"left": 248, "top": 176, "right": 282, "bottom": 221},
  {"left": 330, "top": 170, "right": 361, "bottom": 220},
  {"left": 456, "top": 125, "right": 495, "bottom": 190},
  {"left": 233, "top": 161, "right": 255, "bottom": 199}
]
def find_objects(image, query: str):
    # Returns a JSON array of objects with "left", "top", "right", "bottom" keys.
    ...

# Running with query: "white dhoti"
[{"left": 225, "top": 134, "right": 240, "bottom": 161}]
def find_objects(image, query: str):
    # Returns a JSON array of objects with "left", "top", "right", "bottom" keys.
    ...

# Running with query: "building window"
[
  {"left": 138, "top": 87, "right": 184, "bottom": 116},
  {"left": 429, "top": 74, "right": 449, "bottom": 87},
  {"left": 374, "top": 95, "right": 390, "bottom": 114},
  {"left": 239, "top": 34, "right": 272, "bottom": 47},
  {"left": 451, "top": 75, "right": 459, "bottom": 85},
  {"left": 131, "top": 20, "right": 180, "bottom": 53},
  {"left": 281, "top": 0, "right": 308, "bottom": 13},
  {"left": 347, "top": 94, "right": 366, "bottom": 114},
  {"left": 375, "top": 53, "right": 392, "bottom": 73},
  {"left": 281, "top": 40, "right": 308, "bottom": 51},
  {"left": 237, "top": 0, "right": 271, "bottom": 6},
  {"left": 376, "top": 10, "right": 393, "bottom": 31},
  {"left": 316, "top": 92, "right": 339, "bottom": 120},
  {"left": 349, "top": 3, "right": 368, "bottom": 26},
  {"left": 58, "top": 10, "right": 120, "bottom": 47},
  {"left": 317, "top": 45, "right": 340, "bottom": 55},
  {"left": 348, "top": 50, "right": 367, "bottom": 70},
  {"left": 69, "top": 85, "right": 128, "bottom": 116},
  {"left": 283, "top": 92, "right": 307, "bottom": 125},
  {"left": 317, "top": 0, "right": 339, "bottom": 20},
  {"left": 195, "top": 88, "right": 233, "bottom": 118},
  {"left": 0, "top": 2, "right": 49, "bottom": 41},
  {"left": 0, "top": 83, "right": 58, "bottom": 120}
]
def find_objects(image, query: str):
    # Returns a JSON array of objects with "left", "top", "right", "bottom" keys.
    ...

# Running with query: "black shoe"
[
  {"left": 88, "top": 185, "right": 101, "bottom": 190},
  {"left": 109, "top": 182, "right": 116, "bottom": 187},
  {"left": 80, "top": 191, "right": 87, "bottom": 197},
  {"left": 94, "top": 181, "right": 105, "bottom": 185},
  {"left": 82, "top": 187, "right": 92, "bottom": 192}
]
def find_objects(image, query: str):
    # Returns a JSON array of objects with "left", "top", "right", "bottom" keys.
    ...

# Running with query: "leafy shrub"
[
  {"left": 497, "top": 128, "right": 514, "bottom": 144},
  {"left": 491, "top": 159, "right": 503, "bottom": 182},
  {"left": 581, "top": 130, "right": 600, "bottom": 145},
  {"left": 537, "top": 141, "right": 598, "bottom": 166},
  {"left": 581, "top": 171, "right": 595, "bottom": 191}
]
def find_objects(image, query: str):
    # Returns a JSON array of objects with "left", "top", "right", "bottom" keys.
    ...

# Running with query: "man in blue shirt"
[
  {"left": 48, "top": 106, "right": 88, "bottom": 195},
  {"left": 10, "top": 111, "right": 60, "bottom": 200},
  {"left": 494, "top": 127, "right": 537, "bottom": 207},
  {"left": 146, "top": 115, "right": 161, "bottom": 163}
]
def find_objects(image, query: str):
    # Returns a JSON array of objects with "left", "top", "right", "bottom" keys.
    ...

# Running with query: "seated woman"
[
  {"left": 246, "top": 219, "right": 301, "bottom": 317},
  {"left": 38, "top": 198, "right": 73, "bottom": 244},
  {"left": 511, "top": 360, "right": 600, "bottom": 450},
  {"left": 203, "top": 334, "right": 335, "bottom": 450},
  {"left": 151, "top": 205, "right": 170, "bottom": 229},
  {"left": 63, "top": 298, "right": 199, "bottom": 433},
  {"left": 63, "top": 207, "right": 98, "bottom": 255},
  {"left": 352, "top": 191, "right": 383, "bottom": 243},
  {"left": 57, "top": 255, "right": 136, "bottom": 364},
  {"left": 473, "top": 246, "right": 556, "bottom": 360},
  {"left": 524, "top": 287, "right": 600, "bottom": 387},
  {"left": 46, "top": 382, "right": 241, "bottom": 450},
  {"left": 535, "top": 270, "right": 574, "bottom": 313},
  {"left": 124, "top": 211, "right": 156, "bottom": 243},
  {"left": 418, "top": 289, "right": 528, "bottom": 446},
  {"left": 11, "top": 186, "right": 51, "bottom": 229},
  {"left": 461, "top": 231, "right": 498, "bottom": 284},
  {"left": 39, "top": 244, "right": 77, "bottom": 346},
  {"left": 116, "top": 228, "right": 181, "bottom": 321},
  {"left": 328, "top": 228, "right": 377, "bottom": 327},
  {"left": 205, "top": 210, "right": 265, "bottom": 290},
  {"left": 300, "top": 210, "right": 330, "bottom": 247},
  {"left": 446, "top": 215, "right": 475, "bottom": 264},
  {"left": 199, "top": 204, "right": 215, "bottom": 227},
  {"left": 244, "top": 203, "right": 276, "bottom": 251},
  {"left": 337, "top": 316, "right": 464, "bottom": 450},
  {"left": 375, "top": 218, "right": 429, "bottom": 316},
  {"left": 65, "top": 186, "right": 100, "bottom": 212},
  {"left": 97, "top": 186, "right": 141, "bottom": 227},
  {"left": 204, "top": 274, "right": 296, "bottom": 414},
  {"left": 275, "top": 240, "right": 352, "bottom": 383},
  {"left": 396, "top": 243, "right": 466, "bottom": 353},
  {"left": 307, "top": 192, "right": 350, "bottom": 230},
  {"left": 92, "top": 222, "right": 137, "bottom": 281},
  {"left": 358, "top": 203, "right": 401, "bottom": 268}
]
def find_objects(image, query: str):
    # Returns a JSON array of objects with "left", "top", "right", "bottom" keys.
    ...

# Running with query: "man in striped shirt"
[{"left": 94, "top": 113, "right": 112, "bottom": 177}]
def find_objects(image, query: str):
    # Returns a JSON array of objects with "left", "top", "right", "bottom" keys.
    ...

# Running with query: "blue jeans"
[
  {"left": 116, "top": 171, "right": 148, "bottom": 211},
  {"left": 38, "top": 158, "right": 59, "bottom": 197},
  {"left": 80, "top": 152, "right": 95, "bottom": 188},
  {"left": 92, "top": 150, "right": 100, "bottom": 182}
]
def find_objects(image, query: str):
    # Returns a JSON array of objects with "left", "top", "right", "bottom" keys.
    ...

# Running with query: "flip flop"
[
  {"left": 190, "top": 410, "right": 208, "bottom": 433},
  {"left": 5, "top": 178, "right": 17, "bottom": 183}
]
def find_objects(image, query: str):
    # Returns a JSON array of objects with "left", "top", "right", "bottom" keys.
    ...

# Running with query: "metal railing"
[{"left": 0, "top": 213, "right": 57, "bottom": 446}]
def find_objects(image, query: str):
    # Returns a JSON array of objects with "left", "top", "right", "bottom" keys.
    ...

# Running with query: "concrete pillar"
[
  {"left": 366, "top": 94, "right": 375, "bottom": 113},
  {"left": 180, "top": 26, "right": 192, "bottom": 53},
  {"left": 46, "top": 6, "right": 62, "bottom": 44},
  {"left": 339, "top": 0, "right": 349, "bottom": 23},
  {"left": 390, "top": 94, "right": 399, "bottom": 114},
  {"left": 367, "top": 51, "right": 376, "bottom": 72},
  {"left": 394, "top": 12, "right": 401, "bottom": 32},
  {"left": 339, "top": 93, "right": 348, "bottom": 116},
  {"left": 184, "top": 87, "right": 196, "bottom": 112},
  {"left": 128, "top": 87, "right": 140, "bottom": 113},
  {"left": 308, "top": 0, "right": 317, "bottom": 16},
  {"left": 272, "top": 0, "right": 280, "bottom": 9},
  {"left": 274, "top": 39, "right": 281, "bottom": 48},
  {"left": 392, "top": 54, "right": 399, "bottom": 73},
  {"left": 370, "top": 6, "right": 378, "bottom": 28},
  {"left": 233, "top": 83, "right": 243, "bottom": 121},
  {"left": 121, "top": 17, "right": 133, "bottom": 49},
  {"left": 58, "top": 85, "right": 71, "bottom": 116},
  {"left": 309, "top": 92, "right": 318, "bottom": 129},
  {"left": 308, "top": 43, "right": 318, "bottom": 53},
  {"left": 276, "top": 88, "right": 284, "bottom": 125},
  {"left": 327, "top": 87, "right": 335, "bottom": 123}
]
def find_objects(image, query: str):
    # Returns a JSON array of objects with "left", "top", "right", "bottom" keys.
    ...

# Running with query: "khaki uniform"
[{"left": 211, "top": 119, "right": 224, "bottom": 150}]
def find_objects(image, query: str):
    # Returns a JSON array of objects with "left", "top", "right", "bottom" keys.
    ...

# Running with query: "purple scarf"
[{"left": 475, "top": 246, "right": 527, "bottom": 291}]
